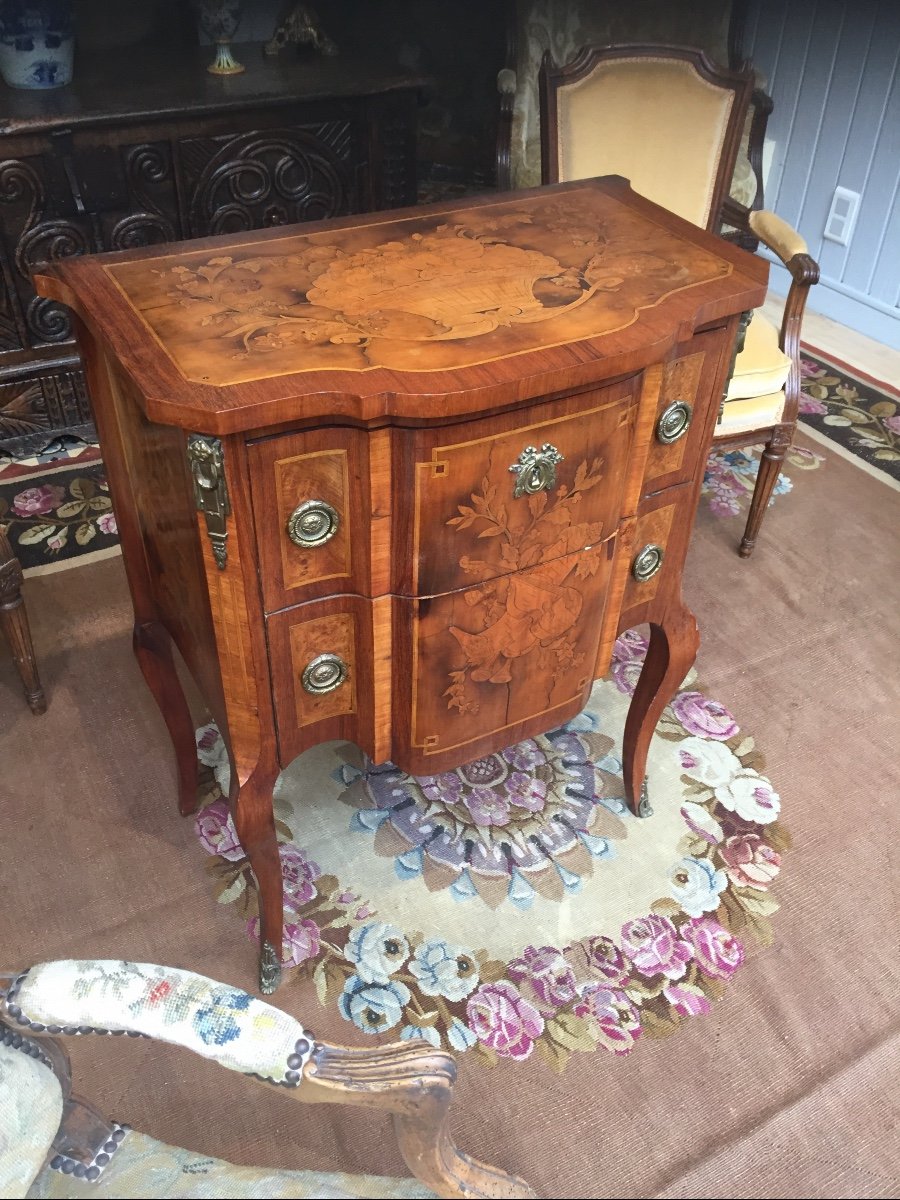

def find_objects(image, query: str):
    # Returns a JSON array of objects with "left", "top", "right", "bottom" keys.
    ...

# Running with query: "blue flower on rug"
[{"left": 338, "top": 975, "right": 411, "bottom": 1034}]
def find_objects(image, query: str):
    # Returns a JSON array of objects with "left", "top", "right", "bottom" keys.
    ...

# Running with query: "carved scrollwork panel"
[
  {"left": 112, "top": 142, "right": 178, "bottom": 249},
  {"left": 185, "top": 126, "right": 353, "bottom": 238}
]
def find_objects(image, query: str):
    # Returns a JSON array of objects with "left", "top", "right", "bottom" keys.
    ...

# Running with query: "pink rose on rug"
[
  {"left": 612, "top": 629, "right": 648, "bottom": 662},
  {"left": 799, "top": 394, "right": 828, "bottom": 415},
  {"left": 46, "top": 530, "right": 67, "bottom": 552},
  {"left": 280, "top": 845, "right": 321, "bottom": 906},
  {"left": 671, "top": 691, "right": 739, "bottom": 740},
  {"left": 682, "top": 917, "right": 745, "bottom": 979},
  {"left": 621, "top": 914, "right": 691, "bottom": 980},
  {"left": 195, "top": 799, "right": 244, "bottom": 861},
  {"left": 466, "top": 981, "right": 544, "bottom": 1060},
  {"left": 574, "top": 984, "right": 641, "bottom": 1055},
  {"left": 96, "top": 512, "right": 118, "bottom": 536},
  {"left": 882, "top": 414, "right": 900, "bottom": 434},
  {"left": 720, "top": 833, "right": 781, "bottom": 889},
  {"left": 583, "top": 936, "right": 630, "bottom": 986},
  {"left": 11, "top": 484, "right": 64, "bottom": 517},
  {"left": 508, "top": 945, "right": 578, "bottom": 1015},
  {"left": 663, "top": 982, "right": 712, "bottom": 1018},
  {"left": 612, "top": 657, "right": 643, "bottom": 695},
  {"left": 283, "top": 919, "right": 321, "bottom": 967}
]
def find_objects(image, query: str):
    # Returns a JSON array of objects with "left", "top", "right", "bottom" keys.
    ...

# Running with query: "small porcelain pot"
[{"left": 0, "top": 0, "right": 74, "bottom": 90}]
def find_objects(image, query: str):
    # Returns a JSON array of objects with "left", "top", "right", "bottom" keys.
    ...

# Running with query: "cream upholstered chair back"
[{"left": 540, "top": 45, "right": 755, "bottom": 231}]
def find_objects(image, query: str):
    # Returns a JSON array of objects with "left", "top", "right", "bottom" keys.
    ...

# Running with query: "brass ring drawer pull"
[
  {"left": 656, "top": 401, "right": 692, "bottom": 444},
  {"left": 287, "top": 499, "right": 340, "bottom": 548},
  {"left": 302, "top": 653, "right": 348, "bottom": 694},
  {"left": 632, "top": 543, "right": 665, "bottom": 583},
  {"left": 509, "top": 442, "right": 564, "bottom": 498}
]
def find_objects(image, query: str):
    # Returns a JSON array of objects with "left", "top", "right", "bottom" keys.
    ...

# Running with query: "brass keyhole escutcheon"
[
  {"left": 632, "top": 543, "right": 665, "bottom": 583},
  {"left": 287, "top": 499, "right": 340, "bottom": 548},
  {"left": 301, "top": 652, "right": 348, "bottom": 695},
  {"left": 509, "top": 442, "right": 564, "bottom": 499},
  {"left": 656, "top": 401, "right": 693, "bottom": 444}
]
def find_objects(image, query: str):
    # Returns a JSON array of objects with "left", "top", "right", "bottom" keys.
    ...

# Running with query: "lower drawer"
[
  {"left": 617, "top": 481, "right": 695, "bottom": 630},
  {"left": 267, "top": 537, "right": 620, "bottom": 775}
]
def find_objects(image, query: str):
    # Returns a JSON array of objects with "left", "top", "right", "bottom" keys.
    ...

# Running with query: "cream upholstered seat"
[
  {"left": 538, "top": 44, "right": 819, "bottom": 558},
  {"left": 0, "top": 960, "right": 535, "bottom": 1200}
]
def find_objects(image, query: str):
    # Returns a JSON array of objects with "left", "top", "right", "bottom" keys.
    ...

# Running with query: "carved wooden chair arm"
[{"left": 1, "top": 963, "right": 536, "bottom": 1199}]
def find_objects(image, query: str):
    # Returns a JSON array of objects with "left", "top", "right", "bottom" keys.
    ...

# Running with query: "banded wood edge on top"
[{"left": 34, "top": 177, "right": 767, "bottom": 437}]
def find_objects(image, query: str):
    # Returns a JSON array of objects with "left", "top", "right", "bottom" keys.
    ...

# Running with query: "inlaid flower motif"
[
  {"left": 574, "top": 984, "right": 641, "bottom": 1055},
  {"left": 339, "top": 976, "right": 411, "bottom": 1034},
  {"left": 280, "top": 845, "right": 321, "bottom": 906},
  {"left": 668, "top": 856, "right": 728, "bottom": 918},
  {"left": 345, "top": 922, "right": 409, "bottom": 984},
  {"left": 715, "top": 771, "right": 781, "bottom": 825},
  {"left": 11, "top": 484, "right": 64, "bottom": 517},
  {"left": 620, "top": 914, "right": 691, "bottom": 980},
  {"left": 720, "top": 834, "right": 781, "bottom": 889},
  {"left": 466, "top": 981, "right": 544, "bottom": 1060},
  {"left": 508, "top": 945, "right": 578, "bottom": 1015},
  {"left": 409, "top": 940, "right": 479, "bottom": 1001},
  {"left": 678, "top": 736, "right": 741, "bottom": 787},
  {"left": 682, "top": 917, "right": 745, "bottom": 979},
  {"left": 662, "top": 982, "right": 712, "bottom": 1018},
  {"left": 671, "top": 692, "right": 739, "bottom": 740},
  {"left": 195, "top": 799, "right": 244, "bottom": 861}
]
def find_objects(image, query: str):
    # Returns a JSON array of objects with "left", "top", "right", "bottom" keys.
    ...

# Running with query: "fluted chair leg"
[
  {"left": 0, "top": 527, "right": 46, "bottom": 714},
  {"left": 738, "top": 425, "right": 791, "bottom": 558}
]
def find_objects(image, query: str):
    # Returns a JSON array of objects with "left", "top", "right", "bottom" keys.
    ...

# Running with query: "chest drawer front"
[
  {"left": 249, "top": 426, "right": 373, "bottom": 612},
  {"left": 396, "top": 535, "right": 619, "bottom": 774},
  {"left": 641, "top": 328, "right": 732, "bottom": 497},
  {"left": 616, "top": 481, "right": 695, "bottom": 632},
  {"left": 400, "top": 378, "right": 638, "bottom": 599}
]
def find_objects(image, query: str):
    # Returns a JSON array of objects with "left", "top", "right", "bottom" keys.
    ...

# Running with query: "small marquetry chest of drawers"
[{"left": 36, "top": 176, "right": 767, "bottom": 990}]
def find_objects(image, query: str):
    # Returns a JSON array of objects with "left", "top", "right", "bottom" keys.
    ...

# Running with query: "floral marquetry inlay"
[{"left": 105, "top": 187, "right": 733, "bottom": 386}]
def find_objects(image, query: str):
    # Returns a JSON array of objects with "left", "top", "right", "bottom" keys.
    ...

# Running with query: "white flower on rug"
[
  {"left": 680, "top": 802, "right": 725, "bottom": 846},
  {"left": 678, "top": 736, "right": 741, "bottom": 787},
  {"left": 668, "top": 856, "right": 728, "bottom": 917},
  {"left": 196, "top": 723, "right": 231, "bottom": 793},
  {"left": 345, "top": 922, "right": 409, "bottom": 984},
  {"left": 715, "top": 771, "right": 781, "bottom": 824}
]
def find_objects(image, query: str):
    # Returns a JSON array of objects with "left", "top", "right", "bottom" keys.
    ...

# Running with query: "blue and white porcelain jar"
[{"left": 0, "top": 0, "right": 74, "bottom": 89}]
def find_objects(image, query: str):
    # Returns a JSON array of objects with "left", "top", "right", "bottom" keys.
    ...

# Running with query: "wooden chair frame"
[
  {"left": 1, "top": 968, "right": 535, "bottom": 1199},
  {"left": 535, "top": 42, "right": 820, "bottom": 558},
  {"left": 0, "top": 524, "right": 46, "bottom": 713}
]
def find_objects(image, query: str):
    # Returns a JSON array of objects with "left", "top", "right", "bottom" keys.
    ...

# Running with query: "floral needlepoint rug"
[{"left": 193, "top": 632, "right": 788, "bottom": 1072}]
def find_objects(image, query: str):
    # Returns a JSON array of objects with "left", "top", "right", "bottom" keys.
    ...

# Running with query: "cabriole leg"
[
  {"left": 133, "top": 621, "right": 200, "bottom": 816},
  {"left": 229, "top": 766, "right": 283, "bottom": 994},
  {"left": 622, "top": 605, "right": 700, "bottom": 818}
]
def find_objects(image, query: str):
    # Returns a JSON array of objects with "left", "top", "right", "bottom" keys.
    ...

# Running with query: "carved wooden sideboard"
[
  {"left": 35, "top": 177, "right": 767, "bottom": 992},
  {"left": 0, "top": 44, "right": 424, "bottom": 449}
]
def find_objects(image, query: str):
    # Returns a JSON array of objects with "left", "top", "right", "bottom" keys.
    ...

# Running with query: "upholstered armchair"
[
  {"left": 0, "top": 960, "right": 534, "bottom": 1199},
  {"left": 537, "top": 44, "right": 819, "bottom": 558}
]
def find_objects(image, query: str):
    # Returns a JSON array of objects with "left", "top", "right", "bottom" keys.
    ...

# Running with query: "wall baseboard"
[{"left": 766, "top": 259, "right": 900, "bottom": 352}]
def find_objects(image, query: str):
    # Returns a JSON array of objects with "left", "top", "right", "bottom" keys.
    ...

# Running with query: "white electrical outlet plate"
[{"left": 824, "top": 186, "right": 861, "bottom": 246}]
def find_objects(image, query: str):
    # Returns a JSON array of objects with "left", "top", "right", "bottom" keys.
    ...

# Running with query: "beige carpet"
[{"left": 1, "top": 432, "right": 898, "bottom": 1199}]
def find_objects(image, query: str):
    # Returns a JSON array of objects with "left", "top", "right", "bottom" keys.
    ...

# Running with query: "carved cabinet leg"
[
  {"left": 622, "top": 604, "right": 699, "bottom": 817},
  {"left": 133, "top": 621, "right": 200, "bottom": 816},
  {"left": 229, "top": 766, "right": 284, "bottom": 994},
  {"left": 0, "top": 530, "right": 46, "bottom": 715},
  {"left": 738, "top": 424, "right": 791, "bottom": 559}
]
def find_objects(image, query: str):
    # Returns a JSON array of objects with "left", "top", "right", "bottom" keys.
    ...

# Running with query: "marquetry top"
[{"left": 35, "top": 178, "right": 768, "bottom": 434}]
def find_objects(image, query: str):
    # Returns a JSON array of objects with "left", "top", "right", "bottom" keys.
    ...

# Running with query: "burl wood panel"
[
  {"left": 288, "top": 612, "right": 357, "bottom": 727},
  {"left": 406, "top": 379, "right": 637, "bottom": 598},
  {"left": 405, "top": 536, "right": 618, "bottom": 766}
]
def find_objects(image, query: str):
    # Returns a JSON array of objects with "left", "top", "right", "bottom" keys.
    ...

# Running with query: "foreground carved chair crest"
[
  {"left": 0, "top": 960, "right": 535, "bottom": 1199},
  {"left": 538, "top": 43, "right": 820, "bottom": 557}
]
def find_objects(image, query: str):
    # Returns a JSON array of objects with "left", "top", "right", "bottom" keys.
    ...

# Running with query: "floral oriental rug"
[{"left": 192, "top": 631, "right": 787, "bottom": 1073}]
